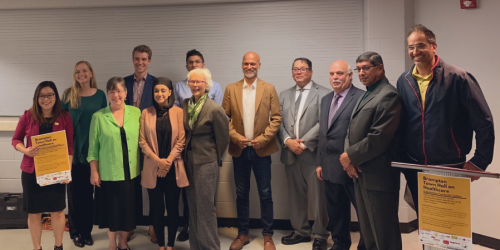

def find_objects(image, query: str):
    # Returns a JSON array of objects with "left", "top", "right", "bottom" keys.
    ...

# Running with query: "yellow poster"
[
  {"left": 418, "top": 172, "right": 472, "bottom": 249},
  {"left": 31, "top": 130, "right": 71, "bottom": 186}
]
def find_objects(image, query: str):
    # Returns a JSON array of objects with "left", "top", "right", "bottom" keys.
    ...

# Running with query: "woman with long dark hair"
[
  {"left": 12, "top": 81, "right": 73, "bottom": 250},
  {"left": 62, "top": 61, "right": 107, "bottom": 247},
  {"left": 139, "top": 77, "right": 188, "bottom": 250}
]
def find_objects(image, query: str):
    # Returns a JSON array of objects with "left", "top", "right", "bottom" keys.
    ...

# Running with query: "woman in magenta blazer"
[{"left": 12, "top": 81, "right": 73, "bottom": 250}]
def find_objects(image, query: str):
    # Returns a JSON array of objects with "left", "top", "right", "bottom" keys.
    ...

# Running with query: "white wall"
[{"left": 414, "top": 0, "right": 500, "bottom": 240}]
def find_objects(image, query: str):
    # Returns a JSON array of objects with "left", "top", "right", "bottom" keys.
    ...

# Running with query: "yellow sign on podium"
[
  {"left": 418, "top": 172, "right": 472, "bottom": 249},
  {"left": 31, "top": 130, "right": 71, "bottom": 186}
]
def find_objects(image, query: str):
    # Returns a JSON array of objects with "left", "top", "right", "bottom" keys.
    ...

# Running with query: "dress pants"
[
  {"left": 324, "top": 180, "right": 366, "bottom": 250},
  {"left": 232, "top": 147, "right": 274, "bottom": 236},
  {"left": 67, "top": 162, "right": 94, "bottom": 239},
  {"left": 186, "top": 150, "right": 220, "bottom": 250},
  {"left": 353, "top": 179, "right": 402, "bottom": 250},
  {"left": 147, "top": 176, "right": 181, "bottom": 247},
  {"left": 285, "top": 161, "right": 328, "bottom": 239}
]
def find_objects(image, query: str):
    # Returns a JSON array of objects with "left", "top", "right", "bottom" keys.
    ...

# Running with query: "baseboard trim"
[{"left": 472, "top": 233, "right": 500, "bottom": 250}]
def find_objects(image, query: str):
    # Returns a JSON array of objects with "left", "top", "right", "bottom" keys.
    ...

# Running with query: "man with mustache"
[
  {"left": 397, "top": 24, "right": 494, "bottom": 217},
  {"left": 316, "top": 60, "right": 366, "bottom": 250},
  {"left": 341, "top": 52, "right": 403, "bottom": 250},
  {"left": 222, "top": 51, "right": 282, "bottom": 250},
  {"left": 277, "top": 58, "right": 329, "bottom": 250}
]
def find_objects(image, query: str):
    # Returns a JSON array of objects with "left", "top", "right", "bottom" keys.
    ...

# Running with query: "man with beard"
[{"left": 222, "top": 51, "right": 282, "bottom": 250}]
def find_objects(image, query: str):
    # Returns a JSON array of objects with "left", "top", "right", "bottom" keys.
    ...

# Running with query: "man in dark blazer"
[
  {"left": 340, "top": 52, "right": 403, "bottom": 250},
  {"left": 316, "top": 60, "right": 366, "bottom": 250},
  {"left": 278, "top": 58, "right": 329, "bottom": 250},
  {"left": 124, "top": 45, "right": 157, "bottom": 111},
  {"left": 123, "top": 44, "right": 157, "bottom": 243}
]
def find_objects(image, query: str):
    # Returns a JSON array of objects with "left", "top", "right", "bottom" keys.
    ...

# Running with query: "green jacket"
[{"left": 87, "top": 105, "right": 141, "bottom": 181}]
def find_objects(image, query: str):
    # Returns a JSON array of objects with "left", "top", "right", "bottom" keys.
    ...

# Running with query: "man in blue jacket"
[
  {"left": 397, "top": 24, "right": 495, "bottom": 214},
  {"left": 124, "top": 45, "right": 157, "bottom": 111}
]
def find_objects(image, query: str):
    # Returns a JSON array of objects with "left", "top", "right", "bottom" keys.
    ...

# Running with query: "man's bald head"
[
  {"left": 242, "top": 51, "right": 261, "bottom": 80},
  {"left": 329, "top": 60, "right": 353, "bottom": 94}
]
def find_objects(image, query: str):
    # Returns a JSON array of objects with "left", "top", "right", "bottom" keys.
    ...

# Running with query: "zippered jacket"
[{"left": 396, "top": 55, "right": 494, "bottom": 170}]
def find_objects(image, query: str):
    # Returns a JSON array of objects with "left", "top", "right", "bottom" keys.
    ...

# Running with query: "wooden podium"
[{"left": 392, "top": 162, "right": 499, "bottom": 250}]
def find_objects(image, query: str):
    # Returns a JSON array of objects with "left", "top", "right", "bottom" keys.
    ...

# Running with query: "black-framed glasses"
[
  {"left": 354, "top": 65, "right": 375, "bottom": 73},
  {"left": 38, "top": 93, "right": 55, "bottom": 100},
  {"left": 292, "top": 68, "right": 310, "bottom": 73}
]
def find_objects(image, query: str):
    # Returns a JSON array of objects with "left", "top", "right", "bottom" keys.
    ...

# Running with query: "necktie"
[
  {"left": 294, "top": 88, "right": 304, "bottom": 118},
  {"left": 328, "top": 94, "right": 342, "bottom": 127}
]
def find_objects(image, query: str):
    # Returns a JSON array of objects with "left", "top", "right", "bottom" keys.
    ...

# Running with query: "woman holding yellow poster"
[
  {"left": 87, "top": 77, "right": 141, "bottom": 250},
  {"left": 11, "top": 81, "right": 74, "bottom": 250}
]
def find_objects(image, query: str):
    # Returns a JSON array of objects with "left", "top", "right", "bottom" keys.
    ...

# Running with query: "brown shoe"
[
  {"left": 126, "top": 230, "right": 134, "bottom": 242},
  {"left": 263, "top": 235, "right": 276, "bottom": 250},
  {"left": 230, "top": 234, "right": 250, "bottom": 250},
  {"left": 148, "top": 225, "right": 158, "bottom": 244}
]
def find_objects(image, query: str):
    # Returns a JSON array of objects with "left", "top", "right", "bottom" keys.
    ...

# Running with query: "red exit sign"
[{"left": 461, "top": 0, "right": 477, "bottom": 9}]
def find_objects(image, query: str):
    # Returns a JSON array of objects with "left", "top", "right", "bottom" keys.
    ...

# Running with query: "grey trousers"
[
  {"left": 285, "top": 161, "right": 329, "bottom": 239},
  {"left": 186, "top": 151, "right": 220, "bottom": 250}
]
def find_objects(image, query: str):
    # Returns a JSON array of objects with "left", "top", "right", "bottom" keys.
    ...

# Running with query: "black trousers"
[
  {"left": 67, "top": 162, "right": 94, "bottom": 239},
  {"left": 148, "top": 176, "right": 181, "bottom": 247},
  {"left": 324, "top": 180, "right": 366, "bottom": 250},
  {"left": 181, "top": 187, "right": 189, "bottom": 225}
]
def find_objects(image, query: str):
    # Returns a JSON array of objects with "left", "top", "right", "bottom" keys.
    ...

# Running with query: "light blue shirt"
[{"left": 174, "top": 79, "right": 223, "bottom": 107}]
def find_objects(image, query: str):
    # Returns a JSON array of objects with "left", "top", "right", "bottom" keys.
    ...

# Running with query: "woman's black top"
[{"left": 156, "top": 112, "right": 175, "bottom": 179}]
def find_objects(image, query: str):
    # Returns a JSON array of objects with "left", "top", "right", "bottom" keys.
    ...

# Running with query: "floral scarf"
[{"left": 187, "top": 93, "right": 208, "bottom": 129}]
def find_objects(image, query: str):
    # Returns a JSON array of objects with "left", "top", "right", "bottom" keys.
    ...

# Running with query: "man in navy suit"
[
  {"left": 316, "top": 60, "right": 366, "bottom": 250},
  {"left": 124, "top": 45, "right": 157, "bottom": 243},
  {"left": 124, "top": 45, "right": 157, "bottom": 111}
]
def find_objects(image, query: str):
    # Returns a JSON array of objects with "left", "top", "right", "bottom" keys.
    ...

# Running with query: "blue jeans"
[{"left": 232, "top": 147, "right": 274, "bottom": 235}]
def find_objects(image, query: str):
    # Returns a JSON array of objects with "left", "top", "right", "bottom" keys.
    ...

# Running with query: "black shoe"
[
  {"left": 176, "top": 225, "right": 189, "bottom": 242},
  {"left": 281, "top": 231, "right": 311, "bottom": 245},
  {"left": 312, "top": 238, "right": 327, "bottom": 250},
  {"left": 54, "top": 244, "right": 63, "bottom": 250},
  {"left": 83, "top": 237, "right": 94, "bottom": 246},
  {"left": 72, "top": 236, "right": 84, "bottom": 248}
]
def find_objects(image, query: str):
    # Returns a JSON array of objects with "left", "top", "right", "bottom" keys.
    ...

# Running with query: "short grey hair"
[
  {"left": 356, "top": 51, "right": 384, "bottom": 66},
  {"left": 186, "top": 68, "right": 213, "bottom": 92}
]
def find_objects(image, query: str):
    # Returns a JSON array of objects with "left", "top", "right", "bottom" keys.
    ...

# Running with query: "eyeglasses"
[
  {"left": 292, "top": 68, "right": 310, "bottom": 73},
  {"left": 38, "top": 93, "right": 55, "bottom": 100},
  {"left": 407, "top": 43, "right": 431, "bottom": 51},
  {"left": 188, "top": 80, "right": 206, "bottom": 85},
  {"left": 187, "top": 60, "right": 203, "bottom": 65},
  {"left": 354, "top": 65, "right": 375, "bottom": 73}
]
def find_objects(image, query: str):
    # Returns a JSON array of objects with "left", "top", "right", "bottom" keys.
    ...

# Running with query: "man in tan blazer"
[{"left": 222, "top": 51, "right": 282, "bottom": 250}]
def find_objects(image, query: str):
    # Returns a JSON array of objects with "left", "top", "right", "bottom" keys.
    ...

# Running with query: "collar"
[
  {"left": 134, "top": 74, "right": 147, "bottom": 82},
  {"left": 366, "top": 78, "right": 383, "bottom": 91},
  {"left": 295, "top": 81, "right": 312, "bottom": 91},
  {"left": 243, "top": 78, "right": 257, "bottom": 89},
  {"left": 335, "top": 83, "right": 352, "bottom": 98}
]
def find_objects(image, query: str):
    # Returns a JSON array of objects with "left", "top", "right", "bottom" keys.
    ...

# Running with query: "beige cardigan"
[{"left": 139, "top": 106, "right": 189, "bottom": 188}]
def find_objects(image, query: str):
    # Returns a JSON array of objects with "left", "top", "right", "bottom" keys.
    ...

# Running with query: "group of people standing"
[{"left": 12, "top": 24, "right": 494, "bottom": 250}]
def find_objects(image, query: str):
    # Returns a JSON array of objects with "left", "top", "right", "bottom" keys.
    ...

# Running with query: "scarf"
[{"left": 188, "top": 93, "right": 208, "bottom": 129}]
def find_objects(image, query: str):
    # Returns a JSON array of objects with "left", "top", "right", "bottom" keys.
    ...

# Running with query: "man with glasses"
[
  {"left": 340, "top": 52, "right": 403, "bottom": 250},
  {"left": 172, "top": 49, "right": 223, "bottom": 242},
  {"left": 277, "top": 58, "right": 329, "bottom": 250},
  {"left": 316, "top": 60, "right": 366, "bottom": 250},
  {"left": 397, "top": 24, "right": 494, "bottom": 216},
  {"left": 174, "top": 49, "right": 223, "bottom": 107},
  {"left": 222, "top": 51, "right": 282, "bottom": 250}
]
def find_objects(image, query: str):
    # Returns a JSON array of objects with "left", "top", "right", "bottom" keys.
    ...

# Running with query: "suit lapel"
[
  {"left": 194, "top": 99, "right": 210, "bottom": 129},
  {"left": 289, "top": 87, "right": 297, "bottom": 119},
  {"left": 235, "top": 80, "right": 244, "bottom": 118},
  {"left": 182, "top": 101, "right": 191, "bottom": 132},
  {"left": 328, "top": 86, "right": 355, "bottom": 131},
  {"left": 123, "top": 105, "right": 131, "bottom": 125},
  {"left": 321, "top": 92, "right": 334, "bottom": 134},
  {"left": 298, "top": 81, "right": 318, "bottom": 120},
  {"left": 140, "top": 74, "right": 153, "bottom": 108},
  {"left": 352, "top": 80, "right": 387, "bottom": 118},
  {"left": 104, "top": 106, "right": 118, "bottom": 126},
  {"left": 254, "top": 79, "right": 265, "bottom": 114}
]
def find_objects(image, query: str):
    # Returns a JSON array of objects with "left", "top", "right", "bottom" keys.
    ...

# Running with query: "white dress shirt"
[
  {"left": 284, "top": 81, "right": 312, "bottom": 148},
  {"left": 242, "top": 79, "right": 257, "bottom": 144}
]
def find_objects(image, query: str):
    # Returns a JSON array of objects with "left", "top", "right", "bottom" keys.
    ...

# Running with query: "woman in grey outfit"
[{"left": 182, "top": 68, "right": 229, "bottom": 250}]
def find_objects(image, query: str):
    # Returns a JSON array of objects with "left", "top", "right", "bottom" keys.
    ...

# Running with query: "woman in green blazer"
[{"left": 87, "top": 77, "right": 141, "bottom": 250}]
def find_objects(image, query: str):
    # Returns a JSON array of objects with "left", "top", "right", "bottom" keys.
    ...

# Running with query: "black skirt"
[
  {"left": 93, "top": 127, "right": 136, "bottom": 232},
  {"left": 21, "top": 171, "right": 66, "bottom": 213}
]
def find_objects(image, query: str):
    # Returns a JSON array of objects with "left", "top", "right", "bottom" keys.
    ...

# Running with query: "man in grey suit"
[
  {"left": 316, "top": 60, "right": 366, "bottom": 250},
  {"left": 278, "top": 58, "right": 329, "bottom": 250},
  {"left": 340, "top": 52, "right": 402, "bottom": 250}
]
